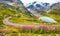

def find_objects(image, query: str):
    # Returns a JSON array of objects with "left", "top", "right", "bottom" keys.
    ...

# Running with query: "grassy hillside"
[{"left": 0, "top": 3, "right": 41, "bottom": 26}]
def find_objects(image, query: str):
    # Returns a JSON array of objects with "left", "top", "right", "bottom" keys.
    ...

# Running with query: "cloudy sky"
[{"left": 21, "top": 0, "right": 60, "bottom": 6}]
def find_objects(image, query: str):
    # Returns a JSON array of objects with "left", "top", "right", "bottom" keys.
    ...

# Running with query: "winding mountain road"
[{"left": 3, "top": 16, "right": 60, "bottom": 29}]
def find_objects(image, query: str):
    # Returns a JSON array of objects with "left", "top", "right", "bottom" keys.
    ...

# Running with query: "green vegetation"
[
  {"left": 0, "top": 3, "right": 60, "bottom": 35},
  {"left": 1, "top": 33, "right": 60, "bottom": 36}
]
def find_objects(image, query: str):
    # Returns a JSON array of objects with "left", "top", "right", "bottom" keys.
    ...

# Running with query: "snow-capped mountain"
[
  {"left": 21, "top": 0, "right": 60, "bottom": 11},
  {"left": 25, "top": 1, "right": 51, "bottom": 11}
]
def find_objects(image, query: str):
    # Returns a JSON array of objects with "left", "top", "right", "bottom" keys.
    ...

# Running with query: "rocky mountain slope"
[{"left": 48, "top": 2, "right": 60, "bottom": 15}]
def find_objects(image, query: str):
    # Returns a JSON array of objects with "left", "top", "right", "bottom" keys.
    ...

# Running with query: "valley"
[{"left": 0, "top": 0, "right": 60, "bottom": 35}]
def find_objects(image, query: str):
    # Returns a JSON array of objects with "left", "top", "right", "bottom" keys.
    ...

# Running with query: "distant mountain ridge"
[
  {"left": 0, "top": 0, "right": 60, "bottom": 14},
  {"left": 26, "top": 1, "right": 60, "bottom": 11},
  {"left": 48, "top": 2, "right": 60, "bottom": 14},
  {"left": 0, "top": 0, "right": 60, "bottom": 11}
]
